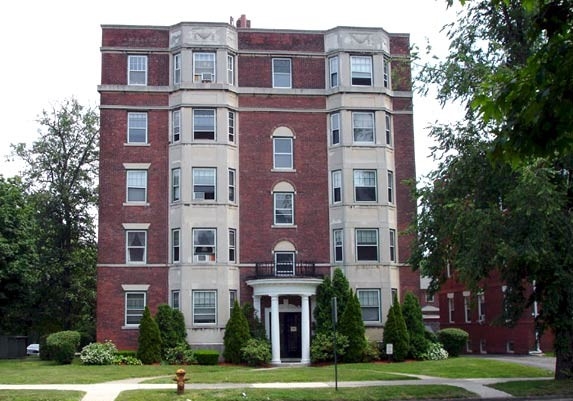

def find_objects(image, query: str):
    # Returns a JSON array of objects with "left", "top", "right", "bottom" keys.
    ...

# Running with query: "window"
[
  {"left": 329, "top": 56, "right": 339, "bottom": 88},
  {"left": 227, "top": 54, "right": 235, "bottom": 85},
  {"left": 478, "top": 292, "right": 486, "bottom": 322},
  {"left": 173, "top": 53, "right": 181, "bottom": 85},
  {"left": 172, "top": 110, "right": 181, "bottom": 143},
  {"left": 330, "top": 113, "right": 340, "bottom": 145},
  {"left": 171, "top": 290, "right": 180, "bottom": 310},
  {"left": 332, "top": 170, "right": 342, "bottom": 203},
  {"left": 464, "top": 294, "right": 471, "bottom": 323},
  {"left": 228, "top": 111, "right": 235, "bottom": 143},
  {"left": 127, "top": 112, "right": 147, "bottom": 143},
  {"left": 194, "top": 52, "right": 215, "bottom": 82},
  {"left": 333, "top": 229, "right": 343, "bottom": 262},
  {"left": 274, "top": 192, "right": 294, "bottom": 225},
  {"left": 356, "top": 229, "right": 378, "bottom": 261},
  {"left": 126, "top": 230, "right": 146, "bottom": 263},
  {"left": 229, "top": 229, "right": 236, "bottom": 262},
  {"left": 193, "top": 168, "right": 216, "bottom": 200},
  {"left": 354, "top": 170, "right": 377, "bottom": 202},
  {"left": 387, "top": 170, "right": 394, "bottom": 203},
  {"left": 273, "top": 137, "right": 293, "bottom": 169},
  {"left": 272, "top": 58, "right": 291, "bottom": 88},
  {"left": 357, "top": 289, "right": 381, "bottom": 322},
  {"left": 425, "top": 291, "right": 435, "bottom": 303},
  {"left": 229, "top": 290, "right": 237, "bottom": 311},
  {"left": 128, "top": 55, "right": 147, "bottom": 85},
  {"left": 352, "top": 112, "right": 374, "bottom": 143},
  {"left": 385, "top": 112, "right": 392, "bottom": 145},
  {"left": 171, "top": 168, "right": 181, "bottom": 202},
  {"left": 383, "top": 58, "right": 390, "bottom": 88},
  {"left": 351, "top": 55, "right": 372, "bottom": 86},
  {"left": 228, "top": 169, "right": 236, "bottom": 202},
  {"left": 125, "top": 292, "right": 146, "bottom": 325},
  {"left": 275, "top": 252, "right": 295, "bottom": 276},
  {"left": 193, "top": 109, "right": 215, "bottom": 140},
  {"left": 389, "top": 228, "right": 396, "bottom": 262},
  {"left": 391, "top": 288, "right": 398, "bottom": 304},
  {"left": 448, "top": 295, "right": 455, "bottom": 323},
  {"left": 193, "top": 290, "right": 216, "bottom": 324},
  {"left": 126, "top": 170, "right": 147, "bottom": 203},
  {"left": 193, "top": 228, "right": 216, "bottom": 262},
  {"left": 172, "top": 229, "right": 180, "bottom": 263}
]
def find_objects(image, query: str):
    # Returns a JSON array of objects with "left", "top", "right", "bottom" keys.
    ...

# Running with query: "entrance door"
[{"left": 280, "top": 312, "right": 301, "bottom": 359}]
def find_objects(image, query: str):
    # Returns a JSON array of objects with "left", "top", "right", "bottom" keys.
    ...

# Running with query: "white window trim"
[
  {"left": 227, "top": 54, "right": 235, "bottom": 85},
  {"left": 171, "top": 290, "right": 180, "bottom": 310},
  {"left": 330, "top": 112, "right": 341, "bottom": 145},
  {"left": 388, "top": 170, "right": 395, "bottom": 203},
  {"left": 173, "top": 53, "right": 181, "bottom": 85},
  {"left": 389, "top": 228, "right": 397, "bottom": 262},
  {"left": 125, "top": 170, "right": 148, "bottom": 204},
  {"left": 332, "top": 170, "right": 342, "bottom": 204},
  {"left": 354, "top": 169, "right": 377, "bottom": 202},
  {"left": 171, "top": 168, "right": 181, "bottom": 203},
  {"left": 128, "top": 55, "right": 147, "bottom": 86},
  {"left": 352, "top": 111, "right": 375, "bottom": 144},
  {"left": 193, "top": 167, "right": 216, "bottom": 201},
  {"left": 193, "top": 52, "right": 216, "bottom": 83},
  {"left": 228, "top": 168, "right": 236, "bottom": 203},
  {"left": 273, "top": 192, "right": 294, "bottom": 226},
  {"left": 272, "top": 58, "right": 292, "bottom": 88},
  {"left": 357, "top": 288, "right": 381, "bottom": 323},
  {"left": 350, "top": 55, "right": 372, "bottom": 86},
  {"left": 274, "top": 251, "right": 295, "bottom": 276},
  {"left": 329, "top": 56, "right": 339, "bottom": 88},
  {"left": 193, "top": 290, "right": 217, "bottom": 325},
  {"left": 355, "top": 228, "right": 379, "bottom": 262},
  {"left": 229, "top": 228, "right": 236, "bottom": 263},
  {"left": 193, "top": 228, "right": 217, "bottom": 263},
  {"left": 172, "top": 109, "right": 181, "bottom": 143},
  {"left": 333, "top": 229, "right": 343, "bottom": 263},
  {"left": 124, "top": 291, "right": 147, "bottom": 327},
  {"left": 125, "top": 230, "right": 147, "bottom": 264},
  {"left": 273, "top": 137, "right": 294, "bottom": 170},
  {"left": 193, "top": 109, "right": 216, "bottom": 140},
  {"left": 228, "top": 110, "right": 235, "bottom": 143},
  {"left": 172, "top": 228, "right": 181, "bottom": 264},
  {"left": 127, "top": 112, "right": 148, "bottom": 144}
]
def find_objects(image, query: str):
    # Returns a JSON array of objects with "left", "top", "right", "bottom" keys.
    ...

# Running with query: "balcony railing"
[{"left": 253, "top": 261, "right": 320, "bottom": 279}]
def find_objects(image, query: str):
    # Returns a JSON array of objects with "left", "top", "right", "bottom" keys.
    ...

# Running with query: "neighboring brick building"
[{"left": 96, "top": 15, "right": 419, "bottom": 363}]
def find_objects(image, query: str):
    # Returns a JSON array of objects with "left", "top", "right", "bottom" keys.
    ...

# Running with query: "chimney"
[{"left": 236, "top": 14, "right": 251, "bottom": 29}]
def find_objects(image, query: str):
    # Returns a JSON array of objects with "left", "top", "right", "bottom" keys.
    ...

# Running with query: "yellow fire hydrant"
[{"left": 173, "top": 368, "right": 189, "bottom": 395}]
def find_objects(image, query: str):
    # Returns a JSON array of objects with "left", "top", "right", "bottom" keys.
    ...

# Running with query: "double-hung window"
[
  {"left": 172, "top": 229, "right": 180, "bottom": 263},
  {"left": 171, "top": 290, "right": 180, "bottom": 310},
  {"left": 351, "top": 55, "right": 372, "bottom": 86},
  {"left": 126, "top": 170, "right": 147, "bottom": 203},
  {"left": 478, "top": 292, "right": 486, "bottom": 322},
  {"left": 464, "top": 294, "right": 471, "bottom": 323},
  {"left": 126, "top": 230, "right": 147, "bottom": 263},
  {"left": 173, "top": 53, "right": 181, "bottom": 85},
  {"left": 193, "top": 290, "right": 217, "bottom": 324},
  {"left": 171, "top": 168, "right": 181, "bottom": 202},
  {"left": 193, "top": 228, "right": 216, "bottom": 262},
  {"left": 354, "top": 170, "right": 377, "bottom": 202},
  {"left": 387, "top": 170, "right": 394, "bottom": 203},
  {"left": 383, "top": 58, "right": 390, "bottom": 88},
  {"left": 194, "top": 52, "right": 215, "bottom": 82},
  {"left": 329, "top": 56, "right": 339, "bottom": 88},
  {"left": 125, "top": 292, "right": 146, "bottom": 325},
  {"left": 228, "top": 169, "right": 236, "bottom": 203},
  {"left": 330, "top": 113, "right": 340, "bottom": 145},
  {"left": 448, "top": 296, "right": 455, "bottom": 323},
  {"left": 273, "top": 137, "right": 293, "bottom": 169},
  {"left": 357, "top": 289, "right": 381, "bottom": 322},
  {"left": 385, "top": 112, "right": 392, "bottom": 146},
  {"left": 128, "top": 55, "right": 147, "bottom": 85},
  {"left": 193, "top": 168, "right": 216, "bottom": 201},
  {"left": 389, "top": 228, "right": 397, "bottom": 262},
  {"left": 229, "top": 229, "right": 236, "bottom": 262},
  {"left": 275, "top": 252, "right": 295, "bottom": 276},
  {"left": 172, "top": 110, "right": 181, "bottom": 143},
  {"left": 193, "top": 109, "right": 215, "bottom": 140},
  {"left": 332, "top": 170, "right": 342, "bottom": 203},
  {"left": 227, "top": 54, "right": 235, "bottom": 85},
  {"left": 274, "top": 192, "right": 294, "bottom": 225},
  {"left": 356, "top": 229, "right": 378, "bottom": 261},
  {"left": 352, "top": 112, "right": 374, "bottom": 143},
  {"left": 272, "top": 58, "right": 292, "bottom": 88},
  {"left": 127, "top": 112, "right": 147, "bottom": 144},
  {"left": 228, "top": 111, "right": 235, "bottom": 143},
  {"left": 333, "top": 229, "right": 343, "bottom": 262}
]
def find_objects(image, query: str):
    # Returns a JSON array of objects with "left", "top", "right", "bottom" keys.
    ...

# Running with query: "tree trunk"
[{"left": 554, "top": 324, "right": 573, "bottom": 380}]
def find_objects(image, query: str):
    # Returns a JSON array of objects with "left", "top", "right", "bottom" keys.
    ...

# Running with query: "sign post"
[{"left": 332, "top": 297, "right": 338, "bottom": 391}]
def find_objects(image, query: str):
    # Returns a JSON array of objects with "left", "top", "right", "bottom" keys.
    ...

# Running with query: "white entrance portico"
[{"left": 246, "top": 278, "right": 322, "bottom": 364}]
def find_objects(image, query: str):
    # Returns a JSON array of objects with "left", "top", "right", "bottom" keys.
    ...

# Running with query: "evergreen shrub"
[
  {"left": 223, "top": 300, "right": 251, "bottom": 364},
  {"left": 195, "top": 349, "right": 219, "bottom": 365},
  {"left": 437, "top": 328, "right": 468, "bottom": 357},
  {"left": 310, "top": 332, "right": 348, "bottom": 363},
  {"left": 46, "top": 330, "right": 81, "bottom": 364},
  {"left": 137, "top": 306, "right": 162, "bottom": 364},
  {"left": 241, "top": 338, "right": 271, "bottom": 366}
]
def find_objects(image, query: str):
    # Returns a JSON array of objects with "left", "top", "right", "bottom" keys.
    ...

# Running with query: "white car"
[{"left": 26, "top": 343, "right": 40, "bottom": 356}]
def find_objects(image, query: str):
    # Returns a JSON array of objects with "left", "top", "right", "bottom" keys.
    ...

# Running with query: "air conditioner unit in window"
[
  {"left": 196, "top": 254, "right": 209, "bottom": 262},
  {"left": 193, "top": 192, "right": 205, "bottom": 200},
  {"left": 201, "top": 73, "right": 213, "bottom": 82}
]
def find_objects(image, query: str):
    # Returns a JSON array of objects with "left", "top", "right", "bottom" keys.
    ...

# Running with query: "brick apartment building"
[{"left": 96, "top": 15, "right": 420, "bottom": 364}]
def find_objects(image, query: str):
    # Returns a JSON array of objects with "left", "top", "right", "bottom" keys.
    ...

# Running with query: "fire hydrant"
[{"left": 173, "top": 368, "right": 189, "bottom": 395}]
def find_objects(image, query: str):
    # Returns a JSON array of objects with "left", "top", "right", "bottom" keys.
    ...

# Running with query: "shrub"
[
  {"left": 402, "top": 292, "right": 430, "bottom": 360},
  {"left": 46, "top": 331, "right": 81, "bottom": 364},
  {"left": 164, "top": 343, "right": 196, "bottom": 365},
  {"left": 338, "top": 290, "right": 366, "bottom": 363},
  {"left": 155, "top": 304, "right": 187, "bottom": 358},
  {"left": 80, "top": 340, "right": 118, "bottom": 365},
  {"left": 437, "top": 328, "right": 469, "bottom": 357},
  {"left": 137, "top": 306, "right": 162, "bottom": 364},
  {"left": 195, "top": 349, "right": 219, "bottom": 365},
  {"left": 362, "top": 339, "right": 380, "bottom": 362},
  {"left": 114, "top": 355, "right": 143, "bottom": 365},
  {"left": 420, "top": 342, "right": 449, "bottom": 360},
  {"left": 310, "top": 332, "right": 348, "bottom": 363},
  {"left": 381, "top": 297, "right": 409, "bottom": 362},
  {"left": 241, "top": 338, "right": 271, "bottom": 367},
  {"left": 223, "top": 300, "right": 251, "bottom": 364}
]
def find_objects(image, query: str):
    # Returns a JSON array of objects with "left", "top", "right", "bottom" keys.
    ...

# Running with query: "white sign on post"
[{"left": 386, "top": 343, "right": 393, "bottom": 355}]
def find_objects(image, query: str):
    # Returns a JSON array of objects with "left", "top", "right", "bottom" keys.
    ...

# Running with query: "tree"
[
  {"left": 155, "top": 304, "right": 187, "bottom": 356},
  {"left": 313, "top": 268, "right": 351, "bottom": 335},
  {"left": 338, "top": 290, "right": 366, "bottom": 363},
  {"left": 223, "top": 300, "right": 251, "bottom": 364},
  {"left": 137, "top": 306, "right": 162, "bottom": 364},
  {"left": 414, "top": 0, "right": 573, "bottom": 379},
  {"left": 381, "top": 296, "right": 409, "bottom": 362},
  {"left": 332, "top": 268, "right": 350, "bottom": 318},
  {"left": 242, "top": 303, "right": 266, "bottom": 340},
  {"left": 402, "top": 292, "right": 429, "bottom": 360},
  {"left": 11, "top": 97, "right": 99, "bottom": 340}
]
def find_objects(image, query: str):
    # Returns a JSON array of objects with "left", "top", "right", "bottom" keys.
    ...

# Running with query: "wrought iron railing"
[{"left": 253, "top": 261, "right": 319, "bottom": 279}]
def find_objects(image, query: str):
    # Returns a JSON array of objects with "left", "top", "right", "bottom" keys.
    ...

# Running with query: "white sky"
[{"left": 0, "top": 0, "right": 461, "bottom": 180}]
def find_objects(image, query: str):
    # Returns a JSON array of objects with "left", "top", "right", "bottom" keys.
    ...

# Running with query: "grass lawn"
[
  {"left": 489, "top": 379, "right": 573, "bottom": 397},
  {"left": 0, "top": 390, "right": 84, "bottom": 401}
]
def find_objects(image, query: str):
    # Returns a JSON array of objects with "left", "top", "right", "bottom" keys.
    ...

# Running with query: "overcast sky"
[{"left": 0, "top": 0, "right": 461, "bottom": 180}]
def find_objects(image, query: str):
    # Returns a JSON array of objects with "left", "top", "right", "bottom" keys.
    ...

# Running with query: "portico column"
[
  {"left": 271, "top": 295, "right": 281, "bottom": 364},
  {"left": 301, "top": 295, "right": 310, "bottom": 363},
  {"left": 253, "top": 295, "right": 261, "bottom": 320}
]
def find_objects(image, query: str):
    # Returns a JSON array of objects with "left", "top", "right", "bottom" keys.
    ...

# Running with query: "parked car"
[{"left": 26, "top": 343, "right": 40, "bottom": 356}]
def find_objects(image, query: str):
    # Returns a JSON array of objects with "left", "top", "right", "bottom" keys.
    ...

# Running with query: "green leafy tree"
[
  {"left": 313, "top": 275, "right": 334, "bottom": 334},
  {"left": 137, "top": 306, "right": 162, "bottom": 364},
  {"left": 338, "top": 290, "right": 366, "bottom": 363},
  {"left": 414, "top": 0, "right": 573, "bottom": 379},
  {"left": 242, "top": 303, "right": 266, "bottom": 340},
  {"left": 332, "top": 268, "right": 350, "bottom": 318},
  {"left": 11, "top": 98, "right": 99, "bottom": 340},
  {"left": 155, "top": 304, "right": 187, "bottom": 356},
  {"left": 402, "top": 292, "right": 430, "bottom": 359},
  {"left": 223, "top": 300, "right": 251, "bottom": 364},
  {"left": 382, "top": 295, "right": 409, "bottom": 362}
]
